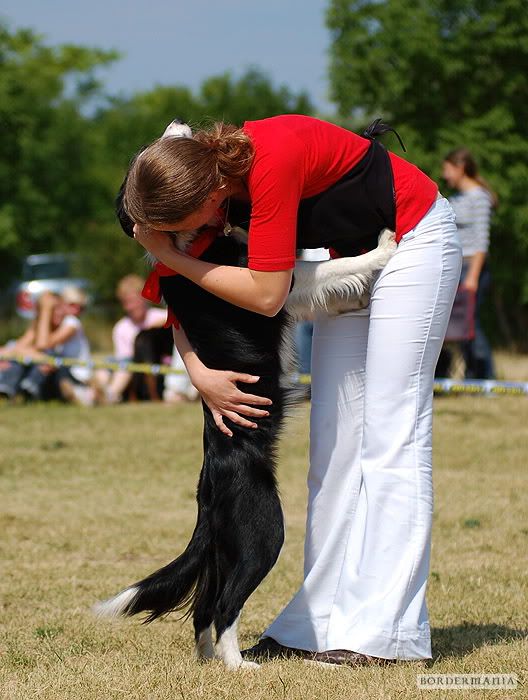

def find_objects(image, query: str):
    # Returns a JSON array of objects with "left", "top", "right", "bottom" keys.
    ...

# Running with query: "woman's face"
[
  {"left": 150, "top": 188, "right": 226, "bottom": 235},
  {"left": 120, "top": 292, "right": 147, "bottom": 324},
  {"left": 442, "top": 160, "right": 465, "bottom": 189}
]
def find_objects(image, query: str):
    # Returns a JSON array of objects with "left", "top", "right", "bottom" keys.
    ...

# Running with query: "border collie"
[{"left": 94, "top": 121, "right": 396, "bottom": 669}]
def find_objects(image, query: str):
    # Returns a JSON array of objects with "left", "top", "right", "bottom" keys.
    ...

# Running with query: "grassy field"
[{"left": 1, "top": 396, "right": 527, "bottom": 699}]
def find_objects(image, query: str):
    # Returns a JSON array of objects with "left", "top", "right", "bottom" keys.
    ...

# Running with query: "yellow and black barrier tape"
[
  {"left": 1, "top": 355, "right": 527, "bottom": 395},
  {"left": 0, "top": 353, "right": 184, "bottom": 377},
  {"left": 433, "top": 378, "right": 528, "bottom": 396}
]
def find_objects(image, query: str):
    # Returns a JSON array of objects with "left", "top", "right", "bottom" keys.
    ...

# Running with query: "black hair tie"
[{"left": 362, "top": 118, "right": 407, "bottom": 153}]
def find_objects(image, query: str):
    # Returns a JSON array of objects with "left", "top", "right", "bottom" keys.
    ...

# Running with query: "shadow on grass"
[{"left": 430, "top": 623, "right": 527, "bottom": 661}]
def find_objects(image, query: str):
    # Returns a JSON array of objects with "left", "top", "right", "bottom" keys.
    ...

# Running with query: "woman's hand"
[
  {"left": 38, "top": 291, "right": 58, "bottom": 310},
  {"left": 133, "top": 224, "right": 173, "bottom": 258},
  {"left": 462, "top": 275, "right": 479, "bottom": 293},
  {"left": 191, "top": 365, "right": 272, "bottom": 438}
]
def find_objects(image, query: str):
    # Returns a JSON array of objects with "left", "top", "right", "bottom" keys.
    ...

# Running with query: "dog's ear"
[
  {"left": 162, "top": 118, "right": 192, "bottom": 139},
  {"left": 115, "top": 175, "right": 135, "bottom": 238}
]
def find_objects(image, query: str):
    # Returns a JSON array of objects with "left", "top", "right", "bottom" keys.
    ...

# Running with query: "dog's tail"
[{"left": 93, "top": 516, "right": 209, "bottom": 623}]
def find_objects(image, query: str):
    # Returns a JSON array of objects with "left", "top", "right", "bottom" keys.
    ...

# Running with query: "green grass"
[{"left": 0, "top": 398, "right": 527, "bottom": 699}]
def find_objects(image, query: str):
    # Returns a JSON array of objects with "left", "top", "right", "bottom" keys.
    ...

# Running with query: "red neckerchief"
[{"left": 141, "top": 226, "right": 219, "bottom": 329}]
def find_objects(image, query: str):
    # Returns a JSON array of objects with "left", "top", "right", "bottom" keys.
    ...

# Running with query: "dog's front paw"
[
  {"left": 327, "top": 292, "right": 371, "bottom": 316},
  {"left": 375, "top": 228, "right": 397, "bottom": 267},
  {"left": 378, "top": 228, "right": 397, "bottom": 250}
]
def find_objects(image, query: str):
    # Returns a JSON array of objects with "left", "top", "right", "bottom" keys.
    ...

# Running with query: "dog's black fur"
[{"left": 97, "top": 187, "right": 298, "bottom": 666}]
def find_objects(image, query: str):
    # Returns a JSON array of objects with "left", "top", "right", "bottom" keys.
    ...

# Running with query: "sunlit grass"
[{"left": 1, "top": 396, "right": 526, "bottom": 699}]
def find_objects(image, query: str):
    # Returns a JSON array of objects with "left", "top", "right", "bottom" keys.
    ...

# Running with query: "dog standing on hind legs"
[{"left": 93, "top": 223, "right": 396, "bottom": 670}]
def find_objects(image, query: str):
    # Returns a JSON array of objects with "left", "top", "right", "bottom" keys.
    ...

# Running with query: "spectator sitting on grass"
[
  {"left": 0, "top": 288, "right": 91, "bottom": 403},
  {"left": 94, "top": 274, "right": 170, "bottom": 403},
  {"left": 52, "top": 286, "right": 94, "bottom": 406},
  {"left": 0, "top": 293, "right": 60, "bottom": 400}
]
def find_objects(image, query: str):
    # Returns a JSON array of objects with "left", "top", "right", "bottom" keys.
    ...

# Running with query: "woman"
[
  {"left": 125, "top": 115, "right": 462, "bottom": 664},
  {"left": 442, "top": 148, "right": 496, "bottom": 379}
]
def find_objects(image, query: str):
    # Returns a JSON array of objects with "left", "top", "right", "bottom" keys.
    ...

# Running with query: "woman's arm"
[
  {"left": 463, "top": 189, "right": 491, "bottom": 292},
  {"left": 0, "top": 326, "right": 36, "bottom": 356},
  {"left": 173, "top": 326, "right": 272, "bottom": 438},
  {"left": 34, "top": 293, "right": 76, "bottom": 351},
  {"left": 135, "top": 227, "right": 292, "bottom": 317},
  {"left": 462, "top": 251, "right": 486, "bottom": 293}
]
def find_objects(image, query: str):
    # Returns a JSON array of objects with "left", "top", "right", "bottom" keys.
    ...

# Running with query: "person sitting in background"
[
  {"left": 163, "top": 344, "right": 199, "bottom": 403},
  {"left": 0, "top": 287, "right": 91, "bottom": 402},
  {"left": 95, "top": 274, "right": 173, "bottom": 403},
  {"left": 0, "top": 292, "right": 61, "bottom": 400},
  {"left": 0, "top": 311, "right": 41, "bottom": 361},
  {"left": 53, "top": 286, "right": 94, "bottom": 405},
  {"left": 442, "top": 148, "right": 497, "bottom": 379}
]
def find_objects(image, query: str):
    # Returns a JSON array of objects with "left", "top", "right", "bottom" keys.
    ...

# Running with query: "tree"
[
  {"left": 327, "top": 0, "right": 528, "bottom": 344},
  {"left": 0, "top": 23, "right": 117, "bottom": 286}
]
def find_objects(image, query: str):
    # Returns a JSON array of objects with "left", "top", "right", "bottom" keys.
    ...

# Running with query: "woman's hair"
[
  {"left": 444, "top": 147, "right": 498, "bottom": 208},
  {"left": 123, "top": 123, "right": 254, "bottom": 225}
]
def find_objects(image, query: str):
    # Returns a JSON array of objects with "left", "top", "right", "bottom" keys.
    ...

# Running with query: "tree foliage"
[
  {"left": 327, "top": 0, "right": 528, "bottom": 343},
  {"left": 0, "top": 25, "right": 117, "bottom": 271}
]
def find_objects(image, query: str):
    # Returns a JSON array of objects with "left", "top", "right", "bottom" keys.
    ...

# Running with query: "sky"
[{"left": 1, "top": 0, "right": 334, "bottom": 113}]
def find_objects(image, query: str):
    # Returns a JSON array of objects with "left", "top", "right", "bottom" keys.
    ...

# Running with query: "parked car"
[{"left": 15, "top": 253, "right": 91, "bottom": 318}]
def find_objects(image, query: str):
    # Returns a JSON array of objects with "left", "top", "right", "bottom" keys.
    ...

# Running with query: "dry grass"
[
  {"left": 1, "top": 397, "right": 527, "bottom": 700},
  {"left": 494, "top": 352, "right": 528, "bottom": 382}
]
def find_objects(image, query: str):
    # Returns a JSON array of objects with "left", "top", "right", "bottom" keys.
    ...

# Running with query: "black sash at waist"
[{"left": 295, "top": 139, "right": 396, "bottom": 256}]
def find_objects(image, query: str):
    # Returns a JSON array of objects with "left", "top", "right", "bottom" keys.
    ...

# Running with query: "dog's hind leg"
[
  {"left": 212, "top": 562, "right": 274, "bottom": 670},
  {"left": 214, "top": 612, "right": 258, "bottom": 669},
  {"left": 193, "top": 560, "right": 219, "bottom": 661},
  {"left": 213, "top": 522, "right": 284, "bottom": 669},
  {"left": 195, "top": 624, "right": 214, "bottom": 660}
]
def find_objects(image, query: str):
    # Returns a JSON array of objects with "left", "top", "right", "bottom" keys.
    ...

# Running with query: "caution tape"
[
  {"left": 300, "top": 374, "right": 527, "bottom": 395},
  {"left": 433, "top": 378, "right": 528, "bottom": 396},
  {"left": 1, "top": 355, "right": 527, "bottom": 395},
  {"left": 0, "top": 353, "right": 186, "bottom": 377}
]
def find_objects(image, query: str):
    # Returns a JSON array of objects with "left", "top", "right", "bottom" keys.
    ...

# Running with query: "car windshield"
[{"left": 22, "top": 259, "right": 70, "bottom": 281}]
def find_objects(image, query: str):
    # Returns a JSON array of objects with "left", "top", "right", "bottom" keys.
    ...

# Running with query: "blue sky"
[{"left": 1, "top": 0, "right": 334, "bottom": 113}]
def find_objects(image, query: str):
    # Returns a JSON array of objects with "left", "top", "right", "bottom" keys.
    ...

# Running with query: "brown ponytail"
[
  {"left": 444, "top": 147, "right": 498, "bottom": 208},
  {"left": 194, "top": 123, "right": 254, "bottom": 181},
  {"left": 123, "top": 123, "right": 254, "bottom": 225}
]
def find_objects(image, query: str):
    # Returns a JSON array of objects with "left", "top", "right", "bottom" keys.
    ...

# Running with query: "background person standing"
[{"left": 442, "top": 148, "right": 497, "bottom": 379}]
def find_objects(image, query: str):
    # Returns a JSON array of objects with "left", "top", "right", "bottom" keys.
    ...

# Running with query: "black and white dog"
[{"left": 94, "top": 122, "right": 396, "bottom": 669}]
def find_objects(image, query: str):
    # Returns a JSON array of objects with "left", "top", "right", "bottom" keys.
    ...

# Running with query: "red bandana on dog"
[{"left": 141, "top": 227, "right": 219, "bottom": 329}]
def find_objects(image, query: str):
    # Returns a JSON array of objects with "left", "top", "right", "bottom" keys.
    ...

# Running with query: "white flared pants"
[{"left": 264, "top": 196, "right": 462, "bottom": 659}]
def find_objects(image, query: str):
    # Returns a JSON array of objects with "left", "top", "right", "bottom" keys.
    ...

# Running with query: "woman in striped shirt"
[{"left": 442, "top": 148, "right": 497, "bottom": 379}]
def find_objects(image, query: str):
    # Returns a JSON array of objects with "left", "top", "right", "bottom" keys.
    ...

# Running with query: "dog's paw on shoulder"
[{"left": 377, "top": 228, "right": 397, "bottom": 250}]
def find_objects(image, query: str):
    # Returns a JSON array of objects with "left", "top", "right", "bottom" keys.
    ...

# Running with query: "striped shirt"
[{"left": 449, "top": 186, "right": 492, "bottom": 257}]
